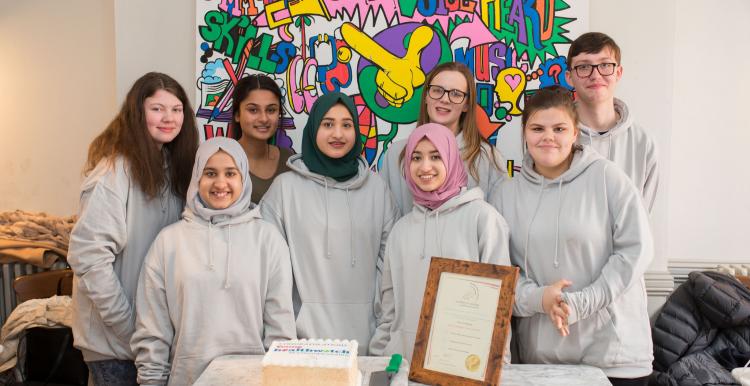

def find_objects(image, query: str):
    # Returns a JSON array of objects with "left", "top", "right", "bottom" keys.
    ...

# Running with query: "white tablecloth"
[{"left": 194, "top": 355, "right": 611, "bottom": 385}]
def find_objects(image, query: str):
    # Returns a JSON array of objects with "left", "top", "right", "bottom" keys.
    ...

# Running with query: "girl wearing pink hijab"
[{"left": 369, "top": 123, "right": 511, "bottom": 361}]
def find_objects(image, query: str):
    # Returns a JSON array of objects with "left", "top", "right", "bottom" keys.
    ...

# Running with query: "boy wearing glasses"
[{"left": 565, "top": 32, "right": 659, "bottom": 212}]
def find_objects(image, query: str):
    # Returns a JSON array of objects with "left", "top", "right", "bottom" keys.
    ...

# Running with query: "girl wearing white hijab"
[{"left": 131, "top": 137, "right": 296, "bottom": 385}]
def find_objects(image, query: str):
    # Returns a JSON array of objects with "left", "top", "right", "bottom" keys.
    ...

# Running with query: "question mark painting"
[{"left": 538, "top": 57, "right": 573, "bottom": 89}]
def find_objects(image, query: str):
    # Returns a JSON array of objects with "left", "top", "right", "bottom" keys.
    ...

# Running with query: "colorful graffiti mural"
[{"left": 195, "top": 0, "right": 588, "bottom": 172}]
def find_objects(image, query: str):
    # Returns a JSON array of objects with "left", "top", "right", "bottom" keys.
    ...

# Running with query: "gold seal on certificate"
[
  {"left": 465, "top": 354, "right": 481, "bottom": 372},
  {"left": 409, "top": 257, "right": 518, "bottom": 386}
]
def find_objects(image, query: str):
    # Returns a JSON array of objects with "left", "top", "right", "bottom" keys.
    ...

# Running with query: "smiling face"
[
  {"left": 315, "top": 103, "right": 356, "bottom": 159},
  {"left": 198, "top": 150, "right": 243, "bottom": 209},
  {"left": 409, "top": 138, "right": 447, "bottom": 192},
  {"left": 144, "top": 89, "right": 184, "bottom": 148},
  {"left": 234, "top": 89, "right": 281, "bottom": 142},
  {"left": 524, "top": 107, "right": 579, "bottom": 179},
  {"left": 565, "top": 48, "right": 623, "bottom": 106},
  {"left": 424, "top": 70, "right": 469, "bottom": 134}
]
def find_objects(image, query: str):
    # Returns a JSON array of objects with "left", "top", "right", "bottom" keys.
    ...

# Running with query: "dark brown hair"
[
  {"left": 567, "top": 32, "right": 621, "bottom": 68},
  {"left": 522, "top": 86, "right": 579, "bottom": 128},
  {"left": 85, "top": 72, "right": 198, "bottom": 199},
  {"left": 232, "top": 74, "right": 283, "bottom": 140},
  {"left": 414, "top": 62, "right": 501, "bottom": 181}
]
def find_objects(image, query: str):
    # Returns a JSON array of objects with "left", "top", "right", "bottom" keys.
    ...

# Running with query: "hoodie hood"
[
  {"left": 520, "top": 144, "right": 603, "bottom": 185},
  {"left": 411, "top": 186, "right": 483, "bottom": 215},
  {"left": 301, "top": 92, "right": 362, "bottom": 182},
  {"left": 287, "top": 154, "right": 369, "bottom": 189},
  {"left": 577, "top": 98, "right": 633, "bottom": 153},
  {"left": 185, "top": 137, "right": 253, "bottom": 223}
]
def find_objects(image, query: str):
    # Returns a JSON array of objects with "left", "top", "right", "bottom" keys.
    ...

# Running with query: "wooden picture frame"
[{"left": 409, "top": 257, "right": 519, "bottom": 386}]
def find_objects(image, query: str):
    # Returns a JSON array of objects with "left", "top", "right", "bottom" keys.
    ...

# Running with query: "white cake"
[{"left": 261, "top": 339, "right": 359, "bottom": 386}]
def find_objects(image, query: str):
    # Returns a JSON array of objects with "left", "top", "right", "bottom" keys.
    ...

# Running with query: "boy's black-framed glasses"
[
  {"left": 426, "top": 85, "right": 467, "bottom": 104},
  {"left": 572, "top": 63, "right": 618, "bottom": 77}
]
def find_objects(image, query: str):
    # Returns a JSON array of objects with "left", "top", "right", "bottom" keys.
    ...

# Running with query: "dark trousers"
[
  {"left": 608, "top": 375, "right": 649, "bottom": 386},
  {"left": 86, "top": 359, "right": 137, "bottom": 386}
]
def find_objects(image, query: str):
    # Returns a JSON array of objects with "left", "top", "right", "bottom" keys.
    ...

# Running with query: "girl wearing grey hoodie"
[
  {"left": 67, "top": 73, "right": 198, "bottom": 385},
  {"left": 131, "top": 137, "right": 296, "bottom": 385},
  {"left": 370, "top": 123, "right": 511, "bottom": 362},
  {"left": 489, "top": 87, "right": 653, "bottom": 386},
  {"left": 260, "top": 92, "right": 399, "bottom": 355}
]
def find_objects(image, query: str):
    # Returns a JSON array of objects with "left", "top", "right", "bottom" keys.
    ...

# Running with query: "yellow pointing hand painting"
[{"left": 341, "top": 22, "right": 433, "bottom": 108}]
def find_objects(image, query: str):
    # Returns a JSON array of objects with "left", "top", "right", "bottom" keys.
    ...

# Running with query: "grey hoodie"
[
  {"left": 576, "top": 98, "right": 659, "bottom": 212},
  {"left": 68, "top": 156, "right": 182, "bottom": 361},
  {"left": 260, "top": 154, "right": 399, "bottom": 355},
  {"left": 131, "top": 138, "right": 296, "bottom": 385},
  {"left": 369, "top": 187, "right": 511, "bottom": 361},
  {"left": 379, "top": 132, "right": 505, "bottom": 215},
  {"left": 489, "top": 146, "right": 654, "bottom": 378}
]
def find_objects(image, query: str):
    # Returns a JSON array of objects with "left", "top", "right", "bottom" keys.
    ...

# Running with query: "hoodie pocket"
[
  {"left": 296, "top": 302, "right": 373, "bottom": 355},
  {"left": 517, "top": 314, "right": 563, "bottom": 363},
  {"left": 607, "top": 287, "right": 652, "bottom": 365},
  {"left": 581, "top": 306, "right": 621, "bottom": 367}
]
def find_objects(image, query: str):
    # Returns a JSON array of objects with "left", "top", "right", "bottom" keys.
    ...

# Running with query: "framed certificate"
[{"left": 409, "top": 257, "right": 519, "bottom": 386}]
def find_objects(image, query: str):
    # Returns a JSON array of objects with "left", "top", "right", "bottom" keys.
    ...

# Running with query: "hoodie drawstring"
[
  {"left": 324, "top": 178, "right": 331, "bottom": 259},
  {"left": 223, "top": 224, "right": 232, "bottom": 289},
  {"left": 523, "top": 178, "right": 545, "bottom": 279},
  {"left": 419, "top": 210, "right": 443, "bottom": 259},
  {"left": 588, "top": 130, "right": 613, "bottom": 160},
  {"left": 208, "top": 222, "right": 215, "bottom": 271},
  {"left": 345, "top": 187, "right": 355, "bottom": 267},
  {"left": 435, "top": 211, "right": 443, "bottom": 257},
  {"left": 553, "top": 179, "right": 563, "bottom": 268},
  {"left": 208, "top": 220, "right": 233, "bottom": 289},
  {"left": 421, "top": 210, "right": 428, "bottom": 259}
]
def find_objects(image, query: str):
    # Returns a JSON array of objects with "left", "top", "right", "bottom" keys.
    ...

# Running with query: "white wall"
[
  {"left": 589, "top": 0, "right": 677, "bottom": 275},
  {"left": 0, "top": 0, "right": 116, "bottom": 216},
  {"left": 669, "top": 0, "right": 750, "bottom": 263}
]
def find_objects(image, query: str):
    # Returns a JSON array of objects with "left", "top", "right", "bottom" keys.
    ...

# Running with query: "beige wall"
[
  {"left": 0, "top": 0, "right": 116, "bottom": 216},
  {"left": 114, "top": 0, "right": 195, "bottom": 107}
]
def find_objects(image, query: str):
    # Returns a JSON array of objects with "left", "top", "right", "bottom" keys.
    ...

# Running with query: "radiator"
[
  {"left": 0, "top": 262, "right": 70, "bottom": 326},
  {"left": 669, "top": 260, "right": 750, "bottom": 288}
]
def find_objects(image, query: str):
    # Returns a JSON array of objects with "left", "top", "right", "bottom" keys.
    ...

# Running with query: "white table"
[{"left": 194, "top": 355, "right": 611, "bottom": 385}]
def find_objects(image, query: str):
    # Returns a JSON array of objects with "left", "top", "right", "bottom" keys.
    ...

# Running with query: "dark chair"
[
  {"left": 13, "top": 269, "right": 73, "bottom": 303},
  {"left": 9, "top": 269, "right": 87, "bottom": 386}
]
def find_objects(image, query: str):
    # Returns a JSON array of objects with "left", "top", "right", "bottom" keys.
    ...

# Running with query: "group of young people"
[{"left": 66, "top": 32, "right": 658, "bottom": 386}]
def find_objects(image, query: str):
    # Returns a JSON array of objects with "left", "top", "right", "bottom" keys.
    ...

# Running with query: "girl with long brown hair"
[
  {"left": 67, "top": 72, "right": 198, "bottom": 385},
  {"left": 379, "top": 61, "right": 506, "bottom": 215}
]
